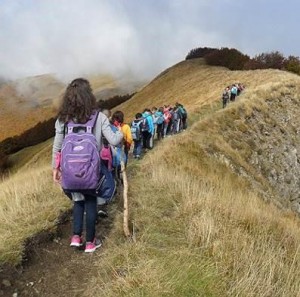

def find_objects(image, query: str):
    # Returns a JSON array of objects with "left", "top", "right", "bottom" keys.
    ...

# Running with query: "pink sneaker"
[
  {"left": 70, "top": 235, "right": 83, "bottom": 247},
  {"left": 84, "top": 238, "right": 102, "bottom": 253}
]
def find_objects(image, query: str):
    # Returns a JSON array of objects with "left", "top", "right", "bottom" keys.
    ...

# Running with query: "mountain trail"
[{"left": 0, "top": 190, "right": 123, "bottom": 297}]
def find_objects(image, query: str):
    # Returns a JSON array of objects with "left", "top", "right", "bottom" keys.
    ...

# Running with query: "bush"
[
  {"left": 185, "top": 47, "right": 217, "bottom": 60},
  {"left": 251, "top": 51, "right": 285, "bottom": 70},
  {"left": 243, "top": 59, "right": 265, "bottom": 70},
  {"left": 185, "top": 47, "right": 300, "bottom": 76},
  {"left": 284, "top": 55, "right": 300, "bottom": 75},
  {"left": 205, "top": 47, "right": 250, "bottom": 70}
]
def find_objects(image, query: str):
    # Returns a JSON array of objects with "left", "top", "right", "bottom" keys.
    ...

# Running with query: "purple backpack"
[{"left": 61, "top": 112, "right": 100, "bottom": 191}]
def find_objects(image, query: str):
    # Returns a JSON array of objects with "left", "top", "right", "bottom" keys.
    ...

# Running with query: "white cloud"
[{"left": 0, "top": 0, "right": 299, "bottom": 81}]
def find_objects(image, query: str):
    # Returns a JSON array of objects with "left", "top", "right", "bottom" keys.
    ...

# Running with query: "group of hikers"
[
  {"left": 128, "top": 103, "right": 188, "bottom": 158},
  {"left": 52, "top": 78, "right": 188, "bottom": 253},
  {"left": 221, "top": 83, "right": 245, "bottom": 108}
]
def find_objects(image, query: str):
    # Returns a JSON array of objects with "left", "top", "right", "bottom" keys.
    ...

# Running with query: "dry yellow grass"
[
  {"left": 86, "top": 95, "right": 300, "bottom": 296},
  {"left": 0, "top": 167, "right": 70, "bottom": 265},
  {"left": 1, "top": 59, "right": 300, "bottom": 296},
  {"left": 115, "top": 58, "right": 298, "bottom": 121}
]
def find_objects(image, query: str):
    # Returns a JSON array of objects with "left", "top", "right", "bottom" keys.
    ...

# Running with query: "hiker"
[
  {"left": 237, "top": 83, "right": 245, "bottom": 96},
  {"left": 97, "top": 108, "right": 117, "bottom": 215},
  {"left": 155, "top": 107, "right": 164, "bottom": 140},
  {"left": 52, "top": 78, "right": 123, "bottom": 253},
  {"left": 163, "top": 106, "right": 172, "bottom": 137},
  {"left": 177, "top": 103, "right": 188, "bottom": 130},
  {"left": 151, "top": 107, "right": 158, "bottom": 138},
  {"left": 141, "top": 109, "right": 154, "bottom": 149},
  {"left": 111, "top": 110, "right": 133, "bottom": 167},
  {"left": 131, "top": 112, "right": 143, "bottom": 158},
  {"left": 230, "top": 84, "right": 238, "bottom": 102},
  {"left": 168, "top": 107, "right": 175, "bottom": 135},
  {"left": 222, "top": 88, "right": 230, "bottom": 108},
  {"left": 99, "top": 109, "right": 113, "bottom": 170},
  {"left": 172, "top": 106, "right": 180, "bottom": 134}
]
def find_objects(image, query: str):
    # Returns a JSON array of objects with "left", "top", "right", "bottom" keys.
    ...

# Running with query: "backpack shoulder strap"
[{"left": 66, "top": 111, "right": 99, "bottom": 134}]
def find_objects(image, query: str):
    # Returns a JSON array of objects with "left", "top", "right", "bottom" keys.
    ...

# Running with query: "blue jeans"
[
  {"left": 133, "top": 139, "right": 142, "bottom": 156},
  {"left": 73, "top": 195, "right": 97, "bottom": 242}
]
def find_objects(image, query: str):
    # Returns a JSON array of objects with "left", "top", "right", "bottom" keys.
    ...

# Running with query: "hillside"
[
  {"left": 1, "top": 59, "right": 300, "bottom": 296},
  {"left": 0, "top": 74, "right": 146, "bottom": 142},
  {"left": 0, "top": 74, "right": 62, "bottom": 141},
  {"left": 116, "top": 58, "right": 294, "bottom": 120}
]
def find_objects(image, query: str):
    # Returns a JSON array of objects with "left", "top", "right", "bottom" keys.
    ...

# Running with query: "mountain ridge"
[{"left": 1, "top": 60, "right": 300, "bottom": 296}]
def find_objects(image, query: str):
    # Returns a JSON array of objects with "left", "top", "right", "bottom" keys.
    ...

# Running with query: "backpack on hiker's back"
[
  {"left": 155, "top": 111, "right": 164, "bottom": 125},
  {"left": 60, "top": 111, "right": 100, "bottom": 192},
  {"left": 131, "top": 119, "right": 143, "bottom": 141},
  {"left": 222, "top": 91, "right": 229, "bottom": 101},
  {"left": 141, "top": 117, "right": 150, "bottom": 132}
]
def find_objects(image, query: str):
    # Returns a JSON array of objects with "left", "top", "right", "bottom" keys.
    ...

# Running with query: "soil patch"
[{"left": 0, "top": 192, "right": 123, "bottom": 297}]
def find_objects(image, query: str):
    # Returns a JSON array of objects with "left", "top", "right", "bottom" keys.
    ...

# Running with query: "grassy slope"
[
  {"left": 0, "top": 139, "right": 71, "bottom": 264},
  {"left": 114, "top": 58, "right": 292, "bottom": 121},
  {"left": 1, "top": 59, "right": 300, "bottom": 296},
  {"left": 0, "top": 75, "right": 63, "bottom": 141},
  {"left": 0, "top": 74, "right": 143, "bottom": 141}
]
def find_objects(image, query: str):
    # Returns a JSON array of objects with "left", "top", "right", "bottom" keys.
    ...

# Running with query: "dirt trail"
[{"left": 0, "top": 192, "right": 123, "bottom": 297}]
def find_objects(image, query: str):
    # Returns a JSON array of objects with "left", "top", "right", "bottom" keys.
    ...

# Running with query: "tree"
[
  {"left": 185, "top": 47, "right": 217, "bottom": 60},
  {"left": 205, "top": 47, "right": 250, "bottom": 70},
  {"left": 252, "top": 51, "right": 285, "bottom": 69},
  {"left": 284, "top": 55, "right": 300, "bottom": 75}
]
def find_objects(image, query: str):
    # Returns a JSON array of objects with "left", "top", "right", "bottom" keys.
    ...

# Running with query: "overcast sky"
[{"left": 0, "top": 0, "right": 298, "bottom": 81}]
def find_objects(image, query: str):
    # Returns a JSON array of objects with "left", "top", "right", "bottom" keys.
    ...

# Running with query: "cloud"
[{"left": 0, "top": 0, "right": 299, "bottom": 81}]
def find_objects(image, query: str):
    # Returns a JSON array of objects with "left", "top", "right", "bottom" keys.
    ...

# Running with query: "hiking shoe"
[
  {"left": 98, "top": 209, "right": 108, "bottom": 218},
  {"left": 85, "top": 238, "right": 102, "bottom": 253},
  {"left": 70, "top": 235, "right": 83, "bottom": 247}
]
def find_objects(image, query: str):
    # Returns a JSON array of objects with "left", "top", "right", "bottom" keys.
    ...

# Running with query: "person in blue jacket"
[
  {"left": 154, "top": 107, "right": 164, "bottom": 140},
  {"left": 141, "top": 109, "right": 154, "bottom": 149}
]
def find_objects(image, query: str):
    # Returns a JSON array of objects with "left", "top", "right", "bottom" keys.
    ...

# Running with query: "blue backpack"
[
  {"left": 109, "top": 124, "right": 127, "bottom": 168},
  {"left": 96, "top": 160, "right": 116, "bottom": 204},
  {"left": 156, "top": 112, "right": 164, "bottom": 125},
  {"left": 61, "top": 112, "right": 100, "bottom": 191},
  {"left": 131, "top": 120, "right": 142, "bottom": 141}
]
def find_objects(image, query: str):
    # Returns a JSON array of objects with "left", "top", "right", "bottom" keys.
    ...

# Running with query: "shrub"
[
  {"left": 205, "top": 47, "right": 250, "bottom": 70},
  {"left": 251, "top": 51, "right": 285, "bottom": 70},
  {"left": 243, "top": 59, "right": 265, "bottom": 70},
  {"left": 185, "top": 47, "right": 300, "bottom": 76},
  {"left": 284, "top": 55, "right": 300, "bottom": 75},
  {"left": 185, "top": 47, "right": 217, "bottom": 60}
]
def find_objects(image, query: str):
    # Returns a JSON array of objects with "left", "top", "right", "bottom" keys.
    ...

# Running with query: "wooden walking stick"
[{"left": 120, "top": 159, "right": 130, "bottom": 237}]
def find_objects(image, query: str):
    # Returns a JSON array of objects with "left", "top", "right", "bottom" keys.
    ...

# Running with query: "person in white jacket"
[{"left": 52, "top": 78, "right": 123, "bottom": 253}]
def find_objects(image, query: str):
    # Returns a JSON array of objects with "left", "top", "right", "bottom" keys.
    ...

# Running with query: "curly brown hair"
[{"left": 58, "top": 78, "right": 97, "bottom": 123}]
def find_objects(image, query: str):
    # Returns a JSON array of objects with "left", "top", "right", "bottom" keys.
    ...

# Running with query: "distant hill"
[
  {"left": 0, "top": 74, "right": 63, "bottom": 141},
  {"left": 115, "top": 58, "right": 297, "bottom": 121},
  {"left": 0, "top": 74, "right": 146, "bottom": 141}
]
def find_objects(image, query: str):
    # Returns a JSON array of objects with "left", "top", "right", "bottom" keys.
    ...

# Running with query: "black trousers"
[{"left": 142, "top": 131, "right": 152, "bottom": 149}]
